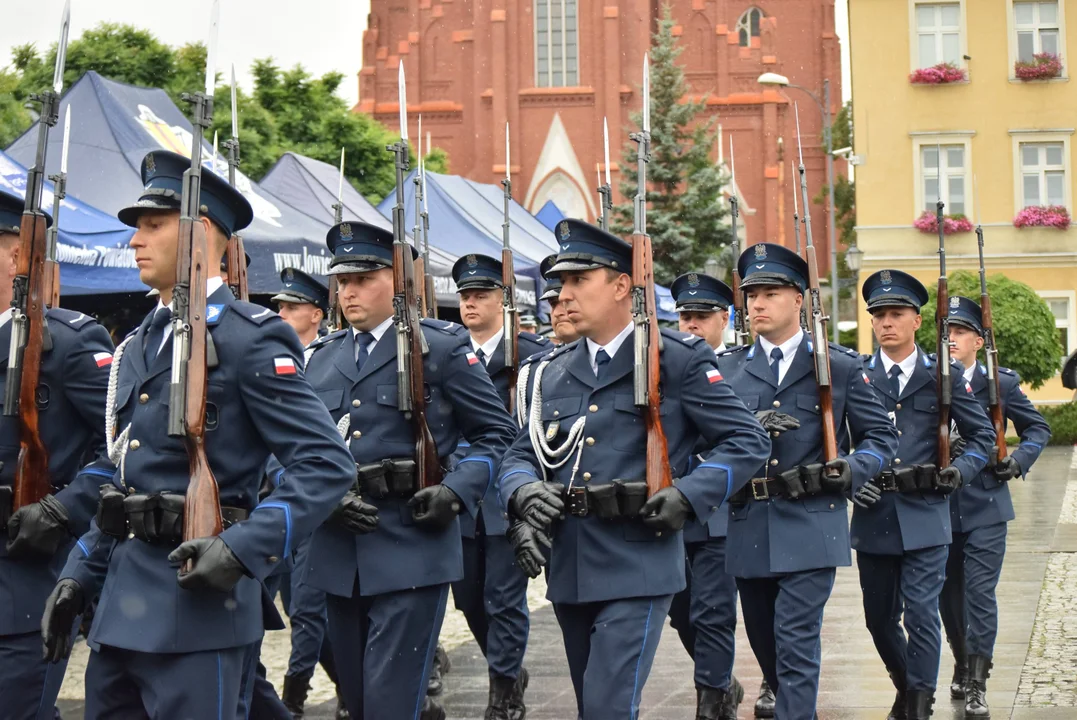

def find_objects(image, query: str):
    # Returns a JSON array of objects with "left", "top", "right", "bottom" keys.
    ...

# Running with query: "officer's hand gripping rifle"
[
  {"left": 4, "top": 1, "right": 70, "bottom": 510},
  {"left": 224, "top": 66, "right": 248, "bottom": 301},
  {"left": 391, "top": 63, "right": 441, "bottom": 490},
  {"left": 173, "top": 2, "right": 223, "bottom": 566},
  {"left": 630, "top": 56, "right": 673, "bottom": 499},
  {"left": 728, "top": 138, "right": 746, "bottom": 346},
  {"left": 501, "top": 122, "right": 519, "bottom": 414},
  {"left": 975, "top": 193, "right": 1006, "bottom": 463},
  {"left": 795, "top": 106, "right": 840, "bottom": 474},
  {"left": 935, "top": 171, "right": 952, "bottom": 469}
]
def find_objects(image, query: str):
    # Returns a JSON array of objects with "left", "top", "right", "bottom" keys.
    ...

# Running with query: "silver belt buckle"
[{"left": 751, "top": 477, "right": 769, "bottom": 501}]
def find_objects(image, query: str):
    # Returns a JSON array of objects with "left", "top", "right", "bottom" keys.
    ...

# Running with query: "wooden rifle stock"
[
  {"left": 804, "top": 244, "right": 839, "bottom": 466},
  {"left": 225, "top": 234, "right": 248, "bottom": 301}
]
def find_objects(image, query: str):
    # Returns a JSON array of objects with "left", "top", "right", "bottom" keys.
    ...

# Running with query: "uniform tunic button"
[
  {"left": 129, "top": 440, "right": 140, "bottom": 450},
  {"left": 829, "top": 503, "right": 835, "bottom": 509},
  {"left": 127, "top": 487, "right": 136, "bottom": 495},
  {"left": 352, "top": 430, "right": 362, "bottom": 439},
  {"left": 127, "top": 532, "right": 135, "bottom": 540},
  {"left": 815, "top": 405, "right": 819, "bottom": 411},
  {"left": 352, "top": 400, "right": 361, "bottom": 408},
  {"left": 554, "top": 410, "right": 560, "bottom": 417},
  {"left": 139, "top": 393, "right": 149, "bottom": 404},
  {"left": 582, "top": 472, "right": 592, "bottom": 481},
  {"left": 586, "top": 437, "right": 595, "bottom": 446},
  {"left": 894, "top": 458, "right": 902, "bottom": 465},
  {"left": 770, "top": 458, "right": 779, "bottom": 466},
  {"left": 589, "top": 405, "right": 598, "bottom": 413},
  {"left": 772, "top": 401, "right": 781, "bottom": 408},
  {"left": 772, "top": 431, "right": 780, "bottom": 438},
  {"left": 896, "top": 403, "right": 902, "bottom": 410},
  {"left": 268, "top": 556, "right": 279, "bottom": 563},
  {"left": 898, "top": 430, "right": 903, "bottom": 436}
]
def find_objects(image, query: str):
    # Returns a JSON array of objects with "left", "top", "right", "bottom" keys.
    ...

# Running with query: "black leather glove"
[
  {"left": 509, "top": 481, "right": 565, "bottom": 531},
  {"left": 949, "top": 436, "right": 967, "bottom": 463},
  {"left": 993, "top": 455, "right": 1021, "bottom": 482},
  {"left": 7, "top": 493, "right": 72, "bottom": 561},
  {"left": 330, "top": 491, "right": 380, "bottom": 534},
  {"left": 853, "top": 480, "right": 882, "bottom": 508},
  {"left": 41, "top": 578, "right": 84, "bottom": 663},
  {"left": 936, "top": 466, "right": 963, "bottom": 494},
  {"left": 639, "top": 486, "right": 693, "bottom": 532},
  {"left": 755, "top": 410, "right": 801, "bottom": 435},
  {"left": 507, "top": 520, "right": 551, "bottom": 579},
  {"left": 820, "top": 458, "right": 852, "bottom": 493},
  {"left": 408, "top": 485, "right": 463, "bottom": 531},
  {"left": 169, "top": 536, "right": 248, "bottom": 592}
]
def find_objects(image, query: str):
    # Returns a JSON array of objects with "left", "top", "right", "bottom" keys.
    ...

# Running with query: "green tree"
[
  {"left": 813, "top": 100, "right": 856, "bottom": 297},
  {"left": 914, "top": 270, "right": 1062, "bottom": 389},
  {"left": 0, "top": 69, "right": 30, "bottom": 148},
  {"left": 612, "top": 4, "right": 730, "bottom": 285}
]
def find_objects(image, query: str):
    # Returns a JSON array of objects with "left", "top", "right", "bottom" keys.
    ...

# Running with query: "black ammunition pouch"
[
  {"left": 354, "top": 458, "right": 418, "bottom": 499},
  {"left": 730, "top": 463, "right": 830, "bottom": 504},
  {"left": 875, "top": 464, "right": 945, "bottom": 494},
  {"left": 564, "top": 480, "right": 649, "bottom": 520},
  {"left": 0, "top": 484, "right": 12, "bottom": 528},
  {"left": 97, "top": 485, "right": 248, "bottom": 545}
]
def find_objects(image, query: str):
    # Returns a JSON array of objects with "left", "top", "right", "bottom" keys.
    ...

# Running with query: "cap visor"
[
  {"left": 455, "top": 279, "right": 503, "bottom": 291},
  {"left": 328, "top": 261, "right": 387, "bottom": 276},
  {"left": 676, "top": 303, "right": 723, "bottom": 313},
  {"left": 948, "top": 318, "right": 983, "bottom": 334},
  {"left": 271, "top": 292, "right": 314, "bottom": 305},
  {"left": 118, "top": 198, "right": 180, "bottom": 228},
  {"left": 540, "top": 289, "right": 561, "bottom": 301},
  {"left": 867, "top": 297, "right": 920, "bottom": 312},
  {"left": 547, "top": 259, "right": 604, "bottom": 274},
  {"left": 740, "top": 274, "right": 800, "bottom": 290}
]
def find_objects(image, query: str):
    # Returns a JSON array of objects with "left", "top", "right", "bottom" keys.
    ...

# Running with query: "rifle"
[
  {"left": 501, "top": 122, "right": 519, "bottom": 414},
  {"left": 629, "top": 55, "right": 673, "bottom": 499},
  {"left": 975, "top": 198, "right": 1007, "bottom": 464},
  {"left": 4, "top": 0, "right": 70, "bottom": 511},
  {"left": 390, "top": 62, "right": 442, "bottom": 490},
  {"left": 420, "top": 157, "right": 436, "bottom": 319},
  {"left": 413, "top": 116, "right": 435, "bottom": 318},
  {"left": 224, "top": 65, "right": 248, "bottom": 301},
  {"left": 728, "top": 137, "right": 746, "bottom": 346},
  {"left": 935, "top": 155, "right": 952, "bottom": 469},
  {"left": 791, "top": 160, "right": 808, "bottom": 330},
  {"left": 44, "top": 107, "right": 70, "bottom": 310},
  {"left": 795, "top": 106, "right": 840, "bottom": 472},
  {"left": 326, "top": 148, "right": 345, "bottom": 332},
  {"left": 597, "top": 117, "right": 613, "bottom": 231},
  {"left": 173, "top": 0, "right": 223, "bottom": 561}
]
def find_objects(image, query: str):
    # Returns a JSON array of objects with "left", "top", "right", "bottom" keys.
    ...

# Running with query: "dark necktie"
[
  {"left": 595, "top": 349, "right": 611, "bottom": 380},
  {"left": 889, "top": 364, "right": 903, "bottom": 397},
  {"left": 474, "top": 347, "right": 486, "bottom": 365},
  {"left": 143, "top": 307, "right": 171, "bottom": 368},
  {"left": 355, "top": 332, "right": 375, "bottom": 373},
  {"left": 769, "top": 347, "right": 783, "bottom": 384}
]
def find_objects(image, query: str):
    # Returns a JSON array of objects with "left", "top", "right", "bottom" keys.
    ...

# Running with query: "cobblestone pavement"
[{"left": 56, "top": 446, "right": 1077, "bottom": 719}]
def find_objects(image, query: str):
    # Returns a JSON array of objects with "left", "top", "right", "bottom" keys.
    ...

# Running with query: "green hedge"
[{"left": 1037, "top": 402, "right": 1077, "bottom": 446}]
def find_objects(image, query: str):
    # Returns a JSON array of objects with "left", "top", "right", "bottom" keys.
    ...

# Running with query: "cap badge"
[
  {"left": 880, "top": 270, "right": 892, "bottom": 284},
  {"left": 687, "top": 273, "right": 700, "bottom": 287},
  {"left": 145, "top": 154, "right": 157, "bottom": 175},
  {"left": 467, "top": 254, "right": 478, "bottom": 267},
  {"left": 558, "top": 220, "right": 570, "bottom": 240},
  {"left": 950, "top": 296, "right": 960, "bottom": 309},
  {"left": 754, "top": 244, "right": 767, "bottom": 260},
  {"left": 285, "top": 268, "right": 295, "bottom": 281},
  {"left": 339, "top": 223, "right": 353, "bottom": 240}
]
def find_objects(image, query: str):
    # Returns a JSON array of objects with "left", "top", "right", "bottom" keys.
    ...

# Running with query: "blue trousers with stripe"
[
  {"left": 83, "top": 642, "right": 249, "bottom": 719},
  {"left": 0, "top": 630, "right": 71, "bottom": 720},
  {"left": 326, "top": 580, "right": 449, "bottom": 720},
  {"left": 553, "top": 595, "right": 673, "bottom": 720},
  {"left": 941, "top": 523, "right": 1008, "bottom": 658}
]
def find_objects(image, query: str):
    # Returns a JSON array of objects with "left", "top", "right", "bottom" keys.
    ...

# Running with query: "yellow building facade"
[{"left": 849, "top": 0, "right": 1076, "bottom": 403}]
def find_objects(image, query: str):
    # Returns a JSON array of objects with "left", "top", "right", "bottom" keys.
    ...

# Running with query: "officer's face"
[
  {"left": 679, "top": 310, "right": 729, "bottom": 349},
  {"left": 336, "top": 268, "right": 394, "bottom": 331},
  {"left": 0, "top": 233, "right": 17, "bottom": 308},
  {"left": 870, "top": 307, "right": 923, "bottom": 353},
  {"left": 130, "top": 211, "right": 220, "bottom": 295},
  {"left": 746, "top": 285, "right": 802, "bottom": 340},
  {"left": 948, "top": 324, "right": 984, "bottom": 366},
  {"left": 278, "top": 301, "right": 324, "bottom": 339},
  {"left": 458, "top": 288, "right": 503, "bottom": 334},
  {"left": 559, "top": 268, "right": 631, "bottom": 339},
  {"left": 548, "top": 298, "right": 579, "bottom": 344}
]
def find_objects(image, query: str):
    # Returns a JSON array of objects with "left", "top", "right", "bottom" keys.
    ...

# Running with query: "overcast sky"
[{"left": 2, "top": 0, "right": 850, "bottom": 107}]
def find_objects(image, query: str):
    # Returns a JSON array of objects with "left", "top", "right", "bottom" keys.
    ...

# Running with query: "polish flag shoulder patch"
[
  {"left": 862, "top": 372, "right": 871, "bottom": 384},
  {"left": 93, "top": 352, "right": 113, "bottom": 368},
  {"left": 274, "top": 357, "right": 297, "bottom": 375},
  {"left": 466, "top": 352, "right": 480, "bottom": 366},
  {"left": 965, "top": 381, "right": 974, "bottom": 393},
  {"left": 706, "top": 368, "right": 723, "bottom": 384}
]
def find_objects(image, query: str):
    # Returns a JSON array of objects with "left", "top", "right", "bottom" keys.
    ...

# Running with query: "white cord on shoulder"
[
  {"left": 104, "top": 336, "right": 135, "bottom": 482},
  {"left": 516, "top": 362, "right": 531, "bottom": 427},
  {"left": 527, "top": 359, "right": 586, "bottom": 487}
]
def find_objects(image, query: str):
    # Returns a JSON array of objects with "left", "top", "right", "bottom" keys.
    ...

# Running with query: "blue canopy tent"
[
  {"left": 0, "top": 150, "right": 142, "bottom": 295},
  {"left": 6, "top": 72, "right": 334, "bottom": 294},
  {"left": 534, "top": 199, "right": 565, "bottom": 231}
]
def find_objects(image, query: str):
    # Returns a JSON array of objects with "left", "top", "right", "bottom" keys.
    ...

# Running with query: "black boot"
[
  {"left": 485, "top": 674, "right": 516, "bottom": 720},
  {"left": 428, "top": 644, "right": 449, "bottom": 697},
  {"left": 887, "top": 671, "right": 907, "bottom": 720},
  {"left": 696, "top": 685, "right": 723, "bottom": 720},
  {"left": 719, "top": 677, "right": 744, "bottom": 720},
  {"left": 965, "top": 655, "right": 992, "bottom": 718},
  {"left": 949, "top": 639, "right": 968, "bottom": 700},
  {"left": 334, "top": 688, "right": 350, "bottom": 720},
  {"left": 507, "top": 667, "right": 528, "bottom": 720},
  {"left": 754, "top": 680, "right": 775, "bottom": 719},
  {"left": 281, "top": 672, "right": 313, "bottom": 719},
  {"left": 420, "top": 697, "right": 446, "bottom": 720},
  {"left": 906, "top": 689, "right": 935, "bottom": 720}
]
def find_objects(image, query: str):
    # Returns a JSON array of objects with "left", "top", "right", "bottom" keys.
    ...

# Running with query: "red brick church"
[{"left": 355, "top": 0, "right": 842, "bottom": 271}]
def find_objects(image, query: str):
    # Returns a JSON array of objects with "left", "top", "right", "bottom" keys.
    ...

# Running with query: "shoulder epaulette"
[
  {"left": 660, "top": 327, "right": 703, "bottom": 346},
  {"left": 521, "top": 344, "right": 558, "bottom": 367},
  {"left": 224, "top": 301, "right": 278, "bottom": 326},
  {"left": 519, "top": 330, "right": 548, "bottom": 344},
  {"left": 421, "top": 317, "right": 468, "bottom": 337},
  {"left": 308, "top": 329, "right": 348, "bottom": 351},
  {"left": 716, "top": 345, "right": 749, "bottom": 358},
  {"left": 998, "top": 366, "right": 1016, "bottom": 376},
  {"left": 45, "top": 308, "right": 96, "bottom": 331},
  {"left": 543, "top": 339, "right": 579, "bottom": 364},
  {"left": 828, "top": 341, "right": 860, "bottom": 358},
  {"left": 859, "top": 353, "right": 873, "bottom": 364}
]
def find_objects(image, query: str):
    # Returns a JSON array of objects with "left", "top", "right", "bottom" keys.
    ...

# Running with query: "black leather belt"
[
  {"left": 564, "top": 480, "right": 648, "bottom": 519},
  {"left": 875, "top": 465, "right": 940, "bottom": 494},
  {"left": 0, "top": 485, "right": 11, "bottom": 527},
  {"left": 354, "top": 458, "right": 418, "bottom": 499},
  {"left": 97, "top": 487, "right": 248, "bottom": 545}
]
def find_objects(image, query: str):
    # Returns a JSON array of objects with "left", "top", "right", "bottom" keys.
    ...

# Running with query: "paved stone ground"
[{"left": 56, "top": 446, "right": 1077, "bottom": 719}]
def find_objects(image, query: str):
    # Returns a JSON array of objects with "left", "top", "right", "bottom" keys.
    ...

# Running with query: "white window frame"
[
  {"left": 1007, "top": 0, "right": 1067, "bottom": 79},
  {"left": 534, "top": 0, "right": 579, "bottom": 88},
  {"left": 908, "top": 0, "right": 968, "bottom": 72},
  {"left": 736, "top": 7, "right": 765, "bottom": 47},
  {"left": 910, "top": 133, "right": 974, "bottom": 220},
  {"left": 1010, "top": 131, "right": 1073, "bottom": 211},
  {"left": 1037, "top": 290, "right": 1075, "bottom": 359}
]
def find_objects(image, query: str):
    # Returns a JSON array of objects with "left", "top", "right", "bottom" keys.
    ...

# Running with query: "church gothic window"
[
  {"left": 736, "top": 7, "right": 765, "bottom": 46},
  {"left": 535, "top": 0, "right": 579, "bottom": 87}
]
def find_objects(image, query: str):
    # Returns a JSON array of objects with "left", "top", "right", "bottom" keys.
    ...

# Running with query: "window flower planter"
[
  {"left": 1015, "top": 53, "right": 1063, "bottom": 81},
  {"left": 914, "top": 211, "right": 973, "bottom": 234},
  {"left": 909, "top": 63, "right": 967, "bottom": 85},
  {"left": 1013, "top": 205, "right": 1070, "bottom": 230}
]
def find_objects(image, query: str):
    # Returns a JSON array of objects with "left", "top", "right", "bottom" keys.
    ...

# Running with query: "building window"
[
  {"left": 1020, "top": 142, "right": 1066, "bottom": 207},
  {"left": 736, "top": 7, "right": 764, "bottom": 47},
  {"left": 535, "top": 0, "right": 578, "bottom": 87},
  {"left": 1015, "top": 1, "right": 1060, "bottom": 62},
  {"left": 1038, "top": 292, "right": 1074, "bottom": 358},
  {"left": 915, "top": 3, "right": 962, "bottom": 68},
  {"left": 921, "top": 144, "right": 967, "bottom": 215}
]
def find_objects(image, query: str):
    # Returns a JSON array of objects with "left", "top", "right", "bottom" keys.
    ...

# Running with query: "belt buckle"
[
  {"left": 751, "top": 477, "right": 769, "bottom": 501},
  {"left": 567, "top": 487, "right": 589, "bottom": 517}
]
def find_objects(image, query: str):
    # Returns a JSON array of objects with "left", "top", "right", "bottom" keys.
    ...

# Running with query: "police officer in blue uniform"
[
  {"left": 449, "top": 253, "right": 551, "bottom": 718},
  {"left": 40, "top": 150, "right": 357, "bottom": 719},
  {"left": 855, "top": 271, "right": 995, "bottom": 720},
  {"left": 0, "top": 190, "right": 115, "bottom": 720},
  {"left": 540, "top": 254, "right": 579, "bottom": 345},
  {"left": 499, "top": 219, "right": 770, "bottom": 719},
  {"left": 941, "top": 296, "right": 1050, "bottom": 717},
  {"left": 665, "top": 272, "right": 745, "bottom": 720},
  {"left": 301, "top": 221, "right": 517, "bottom": 720},
  {"left": 717, "top": 243, "right": 899, "bottom": 720},
  {"left": 273, "top": 268, "right": 329, "bottom": 349}
]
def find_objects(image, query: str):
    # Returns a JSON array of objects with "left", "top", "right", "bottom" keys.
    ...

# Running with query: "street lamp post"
[
  {"left": 758, "top": 72, "right": 839, "bottom": 343},
  {"left": 845, "top": 243, "right": 864, "bottom": 348}
]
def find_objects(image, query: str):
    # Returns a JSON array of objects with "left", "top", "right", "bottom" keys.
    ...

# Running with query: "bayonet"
[
  {"left": 729, "top": 136, "right": 745, "bottom": 346},
  {"left": 44, "top": 105, "right": 70, "bottom": 308},
  {"left": 598, "top": 116, "right": 612, "bottom": 231},
  {"left": 501, "top": 122, "right": 519, "bottom": 412}
]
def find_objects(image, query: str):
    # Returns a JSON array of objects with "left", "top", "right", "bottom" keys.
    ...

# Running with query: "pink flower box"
[
  {"left": 909, "top": 63, "right": 967, "bottom": 85},
  {"left": 1013, "top": 205, "right": 1071, "bottom": 230},
  {"left": 1015, "top": 53, "right": 1063, "bottom": 80},
  {"left": 914, "top": 211, "right": 973, "bottom": 235}
]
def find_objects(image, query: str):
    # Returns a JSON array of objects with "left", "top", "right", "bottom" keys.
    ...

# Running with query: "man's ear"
[
  {"left": 615, "top": 272, "right": 632, "bottom": 301},
  {"left": 913, "top": 313, "right": 923, "bottom": 331}
]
